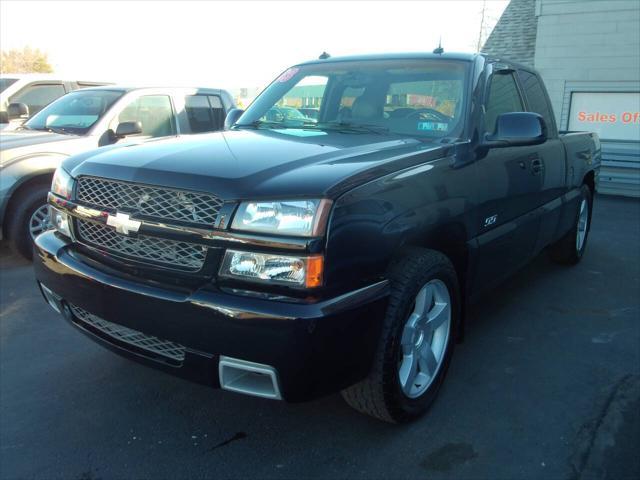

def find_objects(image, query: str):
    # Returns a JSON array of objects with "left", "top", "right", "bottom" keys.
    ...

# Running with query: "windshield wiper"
[
  {"left": 235, "top": 120, "right": 294, "bottom": 130},
  {"left": 309, "top": 122, "right": 389, "bottom": 135}
]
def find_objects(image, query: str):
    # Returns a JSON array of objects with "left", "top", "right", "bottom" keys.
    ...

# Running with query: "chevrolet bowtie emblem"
[{"left": 106, "top": 212, "right": 141, "bottom": 235}]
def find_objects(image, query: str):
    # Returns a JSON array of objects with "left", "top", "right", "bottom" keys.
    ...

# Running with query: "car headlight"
[
  {"left": 219, "top": 250, "right": 323, "bottom": 288},
  {"left": 231, "top": 199, "right": 331, "bottom": 237},
  {"left": 51, "top": 167, "right": 74, "bottom": 200}
]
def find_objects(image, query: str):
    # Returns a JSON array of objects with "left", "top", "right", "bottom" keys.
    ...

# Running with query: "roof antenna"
[
  {"left": 433, "top": 38, "right": 444, "bottom": 55},
  {"left": 319, "top": 51, "right": 331, "bottom": 60}
]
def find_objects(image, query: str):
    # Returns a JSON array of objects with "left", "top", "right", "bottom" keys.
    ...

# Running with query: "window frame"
[
  {"left": 108, "top": 93, "right": 178, "bottom": 138},
  {"left": 482, "top": 64, "right": 526, "bottom": 137},
  {"left": 516, "top": 69, "right": 558, "bottom": 138},
  {"left": 9, "top": 82, "right": 68, "bottom": 113}
]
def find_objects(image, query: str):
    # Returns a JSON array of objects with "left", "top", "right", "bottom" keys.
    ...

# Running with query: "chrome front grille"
[
  {"left": 69, "top": 304, "right": 186, "bottom": 363},
  {"left": 76, "top": 176, "right": 222, "bottom": 226},
  {"left": 77, "top": 219, "right": 206, "bottom": 270}
]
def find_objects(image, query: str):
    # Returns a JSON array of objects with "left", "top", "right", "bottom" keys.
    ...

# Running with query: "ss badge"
[{"left": 483, "top": 214, "right": 498, "bottom": 227}]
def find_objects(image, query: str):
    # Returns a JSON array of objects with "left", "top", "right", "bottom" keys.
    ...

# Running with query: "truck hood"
[
  {"left": 65, "top": 129, "right": 449, "bottom": 200},
  {"left": 0, "top": 130, "right": 91, "bottom": 167}
]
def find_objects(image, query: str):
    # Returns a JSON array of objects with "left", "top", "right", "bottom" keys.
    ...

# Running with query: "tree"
[{"left": 0, "top": 46, "right": 53, "bottom": 74}]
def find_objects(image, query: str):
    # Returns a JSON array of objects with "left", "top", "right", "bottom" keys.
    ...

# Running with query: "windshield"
[
  {"left": 237, "top": 59, "right": 469, "bottom": 139},
  {"left": 24, "top": 89, "right": 124, "bottom": 134},
  {"left": 0, "top": 78, "right": 18, "bottom": 93}
]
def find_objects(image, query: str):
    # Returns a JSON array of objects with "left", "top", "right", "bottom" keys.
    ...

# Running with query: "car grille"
[
  {"left": 76, "top": 176, "right": 222, "bottom": 226},
  {"left": 77, "top": 219, "right": 206, "bottom": 270},
  {"left": 69, "top": 304, "right": 186, "bottom": 363}
]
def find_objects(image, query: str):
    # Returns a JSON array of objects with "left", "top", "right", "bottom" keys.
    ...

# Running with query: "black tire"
[
  {"left": 549, "top": 184, "right": 593, "bottom": 265},
  {"left": 6, "top": 183, "right": 51, "bottom": 260},
  {"left": 341, "top": 248, "right": 461, "bottom": 423}
]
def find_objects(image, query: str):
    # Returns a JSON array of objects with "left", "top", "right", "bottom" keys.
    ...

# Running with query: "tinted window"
[
  {"left": 184, "top": 94, "right": 225, "bottom": 133},
  {"left": 518, "top": 70, "right": 555, "bottom": 131},
  {"left": 10, "top": 84, "right": 67, "bottom": 115},
  {"left": 115, "top": 95, "right": 176, "bottom": 137},
  {"left": 485, "top": 72, "right": 524, "bottom": 133},
  {"left": 240, "top": 60, "right": 469, "bottom": 139},
  {"left": 0, "top": 78, "right": 18, "bottom": 93},
  {"left": 25, "top": 89, "right": 124, "bottom": 134}
]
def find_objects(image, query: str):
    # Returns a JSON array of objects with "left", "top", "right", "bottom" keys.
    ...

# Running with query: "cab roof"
[{"left": 297, "top": 51, "right": 481, "bottom": 66}]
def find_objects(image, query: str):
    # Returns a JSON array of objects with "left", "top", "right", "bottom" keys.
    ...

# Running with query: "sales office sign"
[{"left": 569, "top": 92, "right": 640, "bottom": 142}]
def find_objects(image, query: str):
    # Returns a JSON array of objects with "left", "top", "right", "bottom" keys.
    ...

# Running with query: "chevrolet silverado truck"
[
  {"left": 1, "top": 86, "right": 234, "bottom": 259},
  {"left": 34, "top": 53, "right": 600, "bottom": 423}
]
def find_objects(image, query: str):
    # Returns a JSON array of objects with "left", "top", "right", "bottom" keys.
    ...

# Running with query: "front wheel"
[
  {"left": 341, "top": 248, "right": 460, "bottom": 423},
  {"left": 6, "top": 184, "right": 53, "bottom": 260}
]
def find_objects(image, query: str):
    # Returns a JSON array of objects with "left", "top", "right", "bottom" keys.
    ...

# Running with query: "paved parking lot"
[{"left": 1, "top": 195, "right": 639, "bottom": 480}]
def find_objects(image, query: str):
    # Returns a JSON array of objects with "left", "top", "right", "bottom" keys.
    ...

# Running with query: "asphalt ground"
[{"left": 1, "top": 194, "right": 639, "bottom": 480}]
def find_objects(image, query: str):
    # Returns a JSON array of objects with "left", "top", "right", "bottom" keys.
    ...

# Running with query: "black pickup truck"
[{"left": 34, "top": 53, "right": 600, "bottom": 423}]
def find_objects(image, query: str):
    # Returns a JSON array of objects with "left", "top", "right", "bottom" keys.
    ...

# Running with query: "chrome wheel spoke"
[
  {"left": 426, "top": 302, "right": 450, "bottom": 331},
  {"left": 29, "top": 204, "right": 52, "bottom": 239},
  {"left": 418, "top": 344, "right": 438, "bottom": 376},
  {"left": 414, "top": 284, "right": 433, "bottom": 316},
  {"left": 399, "top": 350, "right": 419, "bottom": 394}
]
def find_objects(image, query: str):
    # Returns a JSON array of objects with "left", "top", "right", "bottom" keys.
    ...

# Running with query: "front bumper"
[{"left": 34, "top": 231, "right": 389, "bottom": 402}]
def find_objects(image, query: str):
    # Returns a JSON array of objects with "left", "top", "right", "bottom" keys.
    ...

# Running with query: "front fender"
[
  {"left": 0, "top": 153, "right": 67, "bottom": 227},
  {"left": 324, "top": 155, "right": 479, "bottom": 292}
]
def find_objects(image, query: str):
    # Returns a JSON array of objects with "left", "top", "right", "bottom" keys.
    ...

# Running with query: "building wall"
[
  {"left": 482, "top": 0, "right": 538, "bottom": 67},
  {"left": 534, "top": 0, "right": 640, "bottom": 197}
]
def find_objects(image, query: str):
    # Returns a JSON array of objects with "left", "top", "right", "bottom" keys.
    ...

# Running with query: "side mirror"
[
  {"left": 115, "top": 121, "right": 142, "bottom": 138},
  {"left": 224, "top": 108, "right": 244, "bottom": 130},
  {"left": 485, "top": 112, "right": 547, "bottom": 148},
  {"left": 0, "top": 111, "right": 8, "bottom": 124},
  {"left": 7, "top": 102, "right": 29, "bottom": 120}
]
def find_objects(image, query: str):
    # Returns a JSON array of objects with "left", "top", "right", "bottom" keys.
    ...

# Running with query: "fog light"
[
  {"left": 219, "top": 250, "right": 323, "bottom": 288},
  {"left": 51, "top": 207, "right": 71, "bottom": 238}
]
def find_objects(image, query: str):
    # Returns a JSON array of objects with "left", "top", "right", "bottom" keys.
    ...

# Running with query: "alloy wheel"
[{"left": 398, "top": 279, "right": 451, "bottom": 398}]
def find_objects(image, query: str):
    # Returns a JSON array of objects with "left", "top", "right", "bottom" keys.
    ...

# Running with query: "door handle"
[{"left": 531, "top": 159, "right": 543, "bottom": 175}]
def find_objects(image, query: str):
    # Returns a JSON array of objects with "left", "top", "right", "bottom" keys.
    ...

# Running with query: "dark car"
[{"left": 34, "top": 53, "right": 600, "bottom": 423}]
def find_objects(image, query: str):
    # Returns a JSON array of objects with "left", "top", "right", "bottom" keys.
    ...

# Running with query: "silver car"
[{"left": 0, "top": 86, "right": 235, "bottom": 259}]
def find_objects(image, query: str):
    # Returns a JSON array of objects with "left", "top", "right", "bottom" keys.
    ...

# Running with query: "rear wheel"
[
  {"left": 6, "top": 184, "right": 52, "bottom": 260},
  {"left": 341, "top": 248, "right": 460, "bottom": 423},
  {"left": 549, "top": 184, "right": 592, "bottom": 265}
]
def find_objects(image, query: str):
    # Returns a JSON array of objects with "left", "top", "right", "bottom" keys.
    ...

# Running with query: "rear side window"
[
  {"left": 518, "top": 70, "right": 555, "bottom": 131},
  {"left": 184, "top": 94, "right": 225, "bottom": 133},
  {"left": 10, "top": 84, "right": 67, "bottom": 115},
  {"left": 485, "top": 72, "right": 524, "bottom": 133}
]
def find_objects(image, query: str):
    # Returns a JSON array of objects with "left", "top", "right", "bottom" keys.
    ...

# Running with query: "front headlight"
[
  {"left": 231, "top": 199, "right": 331, "bottom": 237},
  {"left": 51, "top": 167, "right": 74, "bottom": 199},
  {"left": 219, "top": 250, "right": 323, "bottom": 288}
]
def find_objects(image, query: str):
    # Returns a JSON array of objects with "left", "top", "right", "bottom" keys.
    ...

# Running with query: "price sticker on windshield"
[{"left": 276, "top": 67, "right": 299, "bottom": 83}]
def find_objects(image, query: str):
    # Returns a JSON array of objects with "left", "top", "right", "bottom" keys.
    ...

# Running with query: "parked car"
[
  {"left": 34, "top": 53, "right": 600, "bottom": 422},
  {"left": 265, "top": 106, "right": 315, "bottom": 122},
  {"left": 0, "top": 74, "right": 111, "bottom": 131},
  {"left": 298, "top": 107, "right": 320, "bottom": 120},
  {"left": 1, "top": 86, "right": 234, "bottom": 258}
]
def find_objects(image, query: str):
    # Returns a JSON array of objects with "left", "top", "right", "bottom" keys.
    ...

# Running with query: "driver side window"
[
  {"left": 485, "top": 73, "right": 524, "bottom": 134},
  {"left": 111, "top": 95, "right": 176, "bottom": 137}
]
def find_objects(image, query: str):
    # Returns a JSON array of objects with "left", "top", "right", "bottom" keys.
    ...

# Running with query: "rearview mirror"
[
  {"left": 7, "top": 102, "right": 29, "bottom": 120},
  {"left": 224, "top": 108, "right": 244, "bottom": 130},
  {"left": 485, "top": 112, "right": 547, "bottom": 148},
  {"left": 115, "top": 121, "right": 142, "bottom": 138}
]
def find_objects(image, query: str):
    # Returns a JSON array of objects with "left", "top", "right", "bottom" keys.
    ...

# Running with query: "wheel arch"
[
  {"left": 582, "top": 169, "right": 596, "bottom": 195},
  {"left": 2, "top": 170, "right": 54, "bottom": 238}
]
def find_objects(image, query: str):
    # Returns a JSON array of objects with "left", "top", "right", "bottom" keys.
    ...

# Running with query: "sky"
[{"left": 0, "top": 0, "right": 508, "bottom": 91}]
